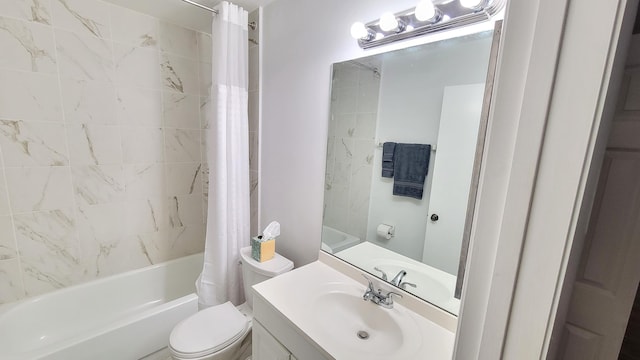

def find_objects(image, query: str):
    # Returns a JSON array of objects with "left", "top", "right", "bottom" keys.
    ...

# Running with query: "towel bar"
[{"left": 375, "top": 141, "right": 436, "bottom": 151}]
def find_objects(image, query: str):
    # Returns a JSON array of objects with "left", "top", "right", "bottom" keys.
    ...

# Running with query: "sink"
[
  {"left": 303, "top": 281, "right": 426, "bottom": 359},
  {"left": 311, "top": 283, "right": 421, "bottom": 358}
]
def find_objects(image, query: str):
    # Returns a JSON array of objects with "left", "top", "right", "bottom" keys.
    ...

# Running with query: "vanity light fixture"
[
  {"left": 414, "top": 0, "right": 441, "bottom": 23},
  {"left": 350, "top": 0, "right": 505, "bottom": 49},
  {"left": 460, "top": 0, "right": 490, "bottom": 10},
  {"left": 350, "top": 22, "right": 375, "bottom": 40},
  {"left": 379, "top": 12, "right": 406, "bottom": 33}
]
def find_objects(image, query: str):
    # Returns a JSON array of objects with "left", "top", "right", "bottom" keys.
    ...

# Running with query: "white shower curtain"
[{"left": 196, "top": 1, "right": 250, "bottom": 308}]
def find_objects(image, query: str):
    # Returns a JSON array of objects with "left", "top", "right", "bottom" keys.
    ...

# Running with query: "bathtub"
[
  {"left": 0, "top": 253, "right": 203, "bottom": 360},
  {"left": 320, "top": 225, "right": 361, "bottom": 253}
]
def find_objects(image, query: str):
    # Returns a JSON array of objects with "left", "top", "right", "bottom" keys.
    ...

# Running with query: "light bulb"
[
  {"left": 460, "top": 0, "right": 485, "bottom": 9},
  {"left": 350, "top": 22, "right": 368, "bottom": 39},
  {"left": 379, "top": 12, "right": 399, "bottom": 32},
  {"left": 415, "top": 0, "right": 436, "bottom": 21}
]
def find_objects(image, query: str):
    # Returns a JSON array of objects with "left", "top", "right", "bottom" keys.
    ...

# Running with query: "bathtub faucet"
[{"left": 390, "top": 270, "right": 407, "bottom": 286}]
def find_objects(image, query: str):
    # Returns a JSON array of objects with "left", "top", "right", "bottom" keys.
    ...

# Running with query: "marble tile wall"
[
  {"left": 324, "top": 62, "right": 379, "bottom": 241},
  {"left": 0, "top": 0, "right": 256, "bottom": 304}
]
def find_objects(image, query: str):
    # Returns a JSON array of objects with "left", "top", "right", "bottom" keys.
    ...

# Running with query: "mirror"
[{"left": 321, "top": 28, "right": 499, "bottom": 315}]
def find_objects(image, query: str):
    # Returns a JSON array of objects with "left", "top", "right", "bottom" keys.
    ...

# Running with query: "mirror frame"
[{"left": 454, "top": 20, "right": 503, "bottom": 298}]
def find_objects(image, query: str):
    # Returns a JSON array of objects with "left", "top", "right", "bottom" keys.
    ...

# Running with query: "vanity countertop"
[{"left": 252, "top": 260, "right": 455, "bottom": 360}]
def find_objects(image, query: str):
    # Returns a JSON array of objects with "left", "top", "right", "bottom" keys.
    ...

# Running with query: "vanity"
[{"left": 251, "top": 252, "right": 456, "bottom": 360}]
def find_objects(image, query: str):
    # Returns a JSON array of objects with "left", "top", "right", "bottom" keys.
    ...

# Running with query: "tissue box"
[{"left": 251, "top": 236, "right": 275, "bottom": 262}]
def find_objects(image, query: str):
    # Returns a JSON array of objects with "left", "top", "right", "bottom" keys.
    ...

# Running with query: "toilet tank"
[{"left": 239, "top": 247, "right": 293, "bottom": 308}]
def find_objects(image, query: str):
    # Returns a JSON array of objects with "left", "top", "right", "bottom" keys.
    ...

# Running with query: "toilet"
[{"left": 169, "top": 246, "right": 294, "bottom": 360}]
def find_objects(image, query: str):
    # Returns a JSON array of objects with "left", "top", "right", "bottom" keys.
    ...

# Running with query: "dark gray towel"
[
  {"left": 381, "top": 142, "right": 396, "bottom": 178},
  {"left": 393, "top": 144, "right": 431, "bottom": 199}
]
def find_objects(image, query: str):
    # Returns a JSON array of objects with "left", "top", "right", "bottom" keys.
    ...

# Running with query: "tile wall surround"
[
  {"left": 0, "top": 0, "right": 261, "bottom": 304},
  {"left": 323, "top": 62, "right": 379, "bottom": 241},
  {"left": 248, "top": 9, "right": 260, "bottom": 236}
]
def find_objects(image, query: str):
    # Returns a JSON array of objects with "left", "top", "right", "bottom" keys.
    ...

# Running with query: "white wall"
[
  {"left": 367, "top": 33, "right": 493, "bottom": 266},
  {"left": 260, "top": 0, "right": 497, "bottom": 267}
]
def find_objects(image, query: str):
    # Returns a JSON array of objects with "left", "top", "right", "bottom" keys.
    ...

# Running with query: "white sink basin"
[{"left": 312, "top": 283, "right": 421, "bottom": 357}]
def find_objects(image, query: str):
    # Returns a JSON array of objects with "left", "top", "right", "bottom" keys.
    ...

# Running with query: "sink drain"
[{"left": 357, "top": 330, "right": 370, "bottom": 340}]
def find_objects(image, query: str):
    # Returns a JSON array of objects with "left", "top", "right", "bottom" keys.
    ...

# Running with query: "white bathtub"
[
  {"left": 0, "top": 253, "right": 203, "bottom": 360},
  {"left": 320, "top": 225, "right": 361, "bottom": 253}
]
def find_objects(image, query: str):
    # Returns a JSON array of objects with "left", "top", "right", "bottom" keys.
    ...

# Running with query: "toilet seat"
[{"left": 169, "top": 301, "right": 249, "bottom": 359}]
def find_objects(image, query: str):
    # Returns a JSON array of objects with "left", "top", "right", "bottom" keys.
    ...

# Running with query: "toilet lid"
[{"left": 170, "top": 301, "right": 249, "bottom": 358}]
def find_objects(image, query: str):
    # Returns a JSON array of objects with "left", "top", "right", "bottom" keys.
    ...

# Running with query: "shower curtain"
[{"left": 196, "top": 1, "right": 250, "bottom": 308}]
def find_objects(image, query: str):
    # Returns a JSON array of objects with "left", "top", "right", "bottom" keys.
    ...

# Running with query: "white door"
[
  {"left": 422, "top": 84, "right": 485, "bottom": 274},
  {"left": 556, "top": 150, "right": 640, "bottom": 359}
]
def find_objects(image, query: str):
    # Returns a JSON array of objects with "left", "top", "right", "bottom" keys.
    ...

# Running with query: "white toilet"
[{"left": 169, "top": 246, "right": 294, "bottom": 360}]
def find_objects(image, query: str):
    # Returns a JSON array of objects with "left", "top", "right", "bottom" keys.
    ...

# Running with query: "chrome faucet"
[
  {"left": 371, "top": 267, "right": 417, "bottom": 291},
  {"left": 390, "top": 270, "right": 407, "bottom": 286},
  {"left": 362, "top": 274, "right": 403, "bottom": 309}
]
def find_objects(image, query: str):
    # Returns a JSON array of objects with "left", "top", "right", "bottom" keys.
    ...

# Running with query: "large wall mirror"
[{"left": 321, "top": 25, "right": 501, "bottom": 315}]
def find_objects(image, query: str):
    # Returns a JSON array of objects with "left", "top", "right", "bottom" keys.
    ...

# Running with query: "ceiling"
[
  {"left": 103, "top": 0, "right": 465, "bottom": 34},
  {"left": 103, "top": 0, "right": 272, "bottom": 33}
]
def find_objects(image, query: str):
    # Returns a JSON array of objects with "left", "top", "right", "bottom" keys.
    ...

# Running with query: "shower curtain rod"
[
  {"left": 181, "top": 0, "right": 219, "bottom": 14},
  {"left": 180, "top": 0, "right": 257, "bottom": 30}
]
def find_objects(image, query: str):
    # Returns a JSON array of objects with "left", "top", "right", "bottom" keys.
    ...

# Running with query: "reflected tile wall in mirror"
[{"left": 324, "top": 61, "right": 380, "bottom": 241}]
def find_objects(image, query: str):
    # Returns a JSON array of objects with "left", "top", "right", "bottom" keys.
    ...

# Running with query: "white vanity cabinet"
[
  {"left": 252, "top": 289, "right": 331, "bottom": 360},
  {"left": 251, "top": 260, "right": 456, "bottom": 360},
  {"left": 252, "top": 320, "right": 297, "bottom": 360}
]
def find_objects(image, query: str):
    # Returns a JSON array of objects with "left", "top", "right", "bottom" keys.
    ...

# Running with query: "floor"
[
  {"left": 620, "top": 286, "right": 640, "bottom": 360},
  {"left": 140, "top": 347, "right": 253, "bottom": 360}
]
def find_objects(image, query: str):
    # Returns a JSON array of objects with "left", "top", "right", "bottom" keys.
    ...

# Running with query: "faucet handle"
[
  {"left": 361, "top": 274, "right": 376, "bottom": 301},
  {"left": 385, "top": 290, "right": 403, "bottom": 300},
  {"left": 378, "top": 290, "right": 403, "bottom": 308},
  {"left": 400, "top": 281, "right": 417, "bottom": 290},
  {"left": 361, "top": 273, "right": 375, "bottom": 292},
  {"left": 373, "top": 267, "right": 388, "bottom": 281}
]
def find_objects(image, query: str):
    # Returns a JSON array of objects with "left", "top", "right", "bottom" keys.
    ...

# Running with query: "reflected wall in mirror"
[{"left": 322, "top": 29, "right": 498, "bottom": 315}]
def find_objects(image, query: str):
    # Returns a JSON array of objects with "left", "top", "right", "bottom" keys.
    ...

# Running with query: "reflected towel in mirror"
[
  {"left": 382, "top": 142, "right": 396, "bottom": 178},
  {"left": 393, "top": 143, "right": 431, "bottom": 199}
]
